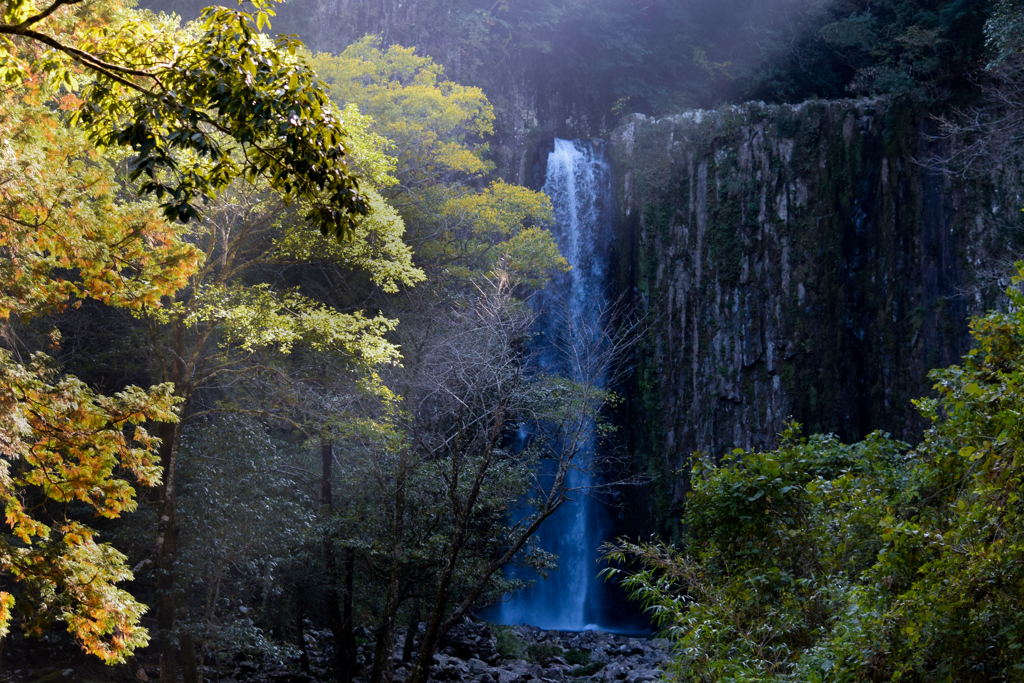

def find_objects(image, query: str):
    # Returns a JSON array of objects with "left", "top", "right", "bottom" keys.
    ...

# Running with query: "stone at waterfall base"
[
  {"left": 179, "top": 620, "right": 673, "bottom": 683},
  {"left": 418, "top": 623, "right": 672, "bottom": 683}
]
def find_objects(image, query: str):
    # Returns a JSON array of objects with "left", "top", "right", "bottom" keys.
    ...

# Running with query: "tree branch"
[
  {"left": 10, "top": 0, "right": 84, "bottom": 31},
  {"left": 0, "top": 25, "right": 158, "bottom": 92}
]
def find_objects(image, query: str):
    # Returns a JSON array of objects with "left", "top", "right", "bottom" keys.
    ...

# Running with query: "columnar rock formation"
[{"left": 609, "top": 99, "right": 1024, "bottom": 528}]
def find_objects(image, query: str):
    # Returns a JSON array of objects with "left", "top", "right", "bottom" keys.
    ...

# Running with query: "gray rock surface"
[
  {"left": 422, "top": 623, "right": 672, "bottom": 683},
  {"left": 157, "top": 620, "right": 673, "bottom": 683}
]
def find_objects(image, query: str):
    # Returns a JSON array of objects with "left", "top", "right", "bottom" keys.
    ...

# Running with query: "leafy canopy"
[
  {"left": 312, "top": 38, "right": 568, "bottom": 287},
  {"left": 1, "top": 0, "right": 368, "bottom": 238},
  {"left": 0, "top": 93, "right": 199, "bottom": 662},
  {"left": 311, "top": 36, "right": 494, "bottom": 185}
]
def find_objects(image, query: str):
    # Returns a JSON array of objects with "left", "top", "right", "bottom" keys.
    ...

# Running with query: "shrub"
[
  {"left": 493, "top": 624, "right": 528, "bottom": 660},
  {"left": 573, "top": 661, "right": 605, "bottom": 677},
  {"left": 526, "top": 642, "right": 564, "bottom": 665}
]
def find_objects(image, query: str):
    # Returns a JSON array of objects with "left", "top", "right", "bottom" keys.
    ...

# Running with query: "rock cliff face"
[{"left": 607, "top": 99, "right": 1024, "bottom": 530}]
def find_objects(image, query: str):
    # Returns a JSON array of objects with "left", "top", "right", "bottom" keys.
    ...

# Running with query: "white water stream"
[{"left": 500, "top": 139, "right": 613, "bottom": 631}]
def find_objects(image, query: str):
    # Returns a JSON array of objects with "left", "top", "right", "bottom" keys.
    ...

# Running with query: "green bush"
[
  {"left": 573, "top": 661, "right": 605, "bottom": 677},
  {"left": 493, "top": 624, "right": 528, "bottom": 660},
  {"left": 526, "top": 642, "right": 564, "bottom": 665},
  {"left": 565, "top": 648, "right": 592, "bottom": 666}
]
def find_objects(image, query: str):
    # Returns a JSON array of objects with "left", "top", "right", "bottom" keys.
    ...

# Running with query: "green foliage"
[
  {"left": 431, "top": 180, "right": 565, "bottom": 287},
  {"left": 1, "top": 0, "right": 369, "bottom": 237},
  {"left": 526, "top": 642, "right": 563, "bottom": 666},
  {"left": 205, "top": 619, "right": 301, "bottom": 664},
  {"left": 0, "top": 93, "right": 200, "bottom": 320},
  {"left": 0, "top": 94, "right": 197, "bottom": 662},
  {"left": 0, "top": 352, "right": 174, "bottom": 661},
  {"left": 311, "top": 36, "right": 494, "bottom": 183},
  {"left": 185, "top": 282, "right": 401, "bottom": 362},
  {"left": 173, "top": 414, "right": 314, "bottom": 662},
  {"left": 493, "top": 624, "right": 528, "bottom": 660},
  {"left": 1, "top": 7, "right": 426, "bottom": 663},
  {"left": 272, "top": 187, "right": 424, "bottom": 293},
  {"left": 564, "top": 648, "right": 591, "bottom": 666},
  {"left": 606, "top": 264, "right": 1024, "bottom": 682},
  {"left": 311, "top": 40, "right": 567, "bottom": 288}
]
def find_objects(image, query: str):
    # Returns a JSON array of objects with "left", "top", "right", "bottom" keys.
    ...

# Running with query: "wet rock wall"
[{"left": 609, "top": 99, "right": 1024, "bottom": 533}]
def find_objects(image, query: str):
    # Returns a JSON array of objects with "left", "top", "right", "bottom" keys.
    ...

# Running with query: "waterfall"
[{"left": 500, "top": 139, "right": 614, "bottom": 631}]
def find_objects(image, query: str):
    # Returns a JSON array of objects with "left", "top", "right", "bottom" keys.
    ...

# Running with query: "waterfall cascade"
[{"left": 500, "top": 139, "right": 614, "bottom": 631}]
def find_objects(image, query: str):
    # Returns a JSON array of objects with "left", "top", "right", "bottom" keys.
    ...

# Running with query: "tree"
[
  {"left": 310, "top": 39, "right": 568, "bottom": 288},
  {"left": 310, "top": 36, "right": 495, "bottom": 189},
  {"left": 135, "top": 162, "right": 421, "bottom": 681},
  {"left": 0, "top": 92, "right": 200, "bottom": 664},
  {"left": 317, "top": 279, "right": 633, "bottom": 683},
  {"left": 104, "top": 32, "right": 565, "bottom": 683},
  {"left": 3, "top": 5, "right": 425, "bottom": 674},
  {"left": 303, "top": 46, "right": 606, "bottom": 683},
  {"left": 171, "top": 414, "right": 316, "bottom": 675},
  {"left": 0, "top": 0, "right": 369, "bottom": 237}
]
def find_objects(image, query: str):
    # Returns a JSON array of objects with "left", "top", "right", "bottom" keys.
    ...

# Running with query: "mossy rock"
[
  {"left": 30, "top": 670, "right": 72, "bottom": 683},
  {"left": 572, "top": 661, "right": 606, "bottom": 677},
  {"left": 526, "top": 642, "right": 564, "bottom": 665}
]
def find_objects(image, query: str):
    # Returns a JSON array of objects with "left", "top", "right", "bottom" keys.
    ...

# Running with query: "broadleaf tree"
[
  {"left": 129, "top": 98, "right": 423, "bottom": 683},
  {"left": 0, "top": 0, "right": 369, "bottom": 238},
  {"left": 311, "top": 39, "right": 569, "bottom": 289},
  {"left": 0, "top": 91, "right": 200, "bottom": 663}
]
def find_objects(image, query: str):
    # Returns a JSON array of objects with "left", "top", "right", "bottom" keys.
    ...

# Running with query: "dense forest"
[{"left": 3, "top": 0, "right": 1024, "bottom": 682}]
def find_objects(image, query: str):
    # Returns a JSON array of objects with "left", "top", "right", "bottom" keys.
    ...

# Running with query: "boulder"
[
  {"left": 600, "top": 663, "right": 630, "bottom": 682},
  {"left": 495, "top": 665, "right": 528, "bottom": 683},
  {"left": 468, "top": 658, "right": 491, "bottom": 675},
  {"left": 541, "top": 667, "right": 564, "bottom": 682},
  {"left": 626, "top": 670, "right": 659, "bottom": 683},
  {"left": 442, "top": 620, "right": 501, "bottom": 665},
  {"left": 380, "top": 626, "right": 670, "bottom": 683},
  {"left": 433, "top": 662, "right": 467, "bottom": 682}
]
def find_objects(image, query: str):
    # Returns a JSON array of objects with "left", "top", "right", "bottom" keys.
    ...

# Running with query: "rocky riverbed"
[
  {"left": 414, "top": 622, "right": 671, "bottom": 683},
  {"left": 219, "top": 621, "right": 672, "bottom": 683},
  {"left": 0, "top": 620, "right": 673, "bottom": 683}
]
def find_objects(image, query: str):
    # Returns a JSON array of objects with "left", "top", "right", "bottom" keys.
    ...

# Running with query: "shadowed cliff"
[{"left": 608, "top": 99, "right": 1024, "bottom": 534}]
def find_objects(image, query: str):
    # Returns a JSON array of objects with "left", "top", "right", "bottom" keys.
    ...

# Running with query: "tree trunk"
[
  {"left": 126, "top": 656, "right": 148, "bottom": 682},
  {"left": 402, "top": 596, "right": 420, "bottom": 663},
  {"left": 368, "top": 450, "right": 409, "bottom": 683},
  {"left": 155, "top": 318, "right": 191, "bottom": 683},
  {"left": 407, "top": 549, "right": 457, "bottom": 683},
  {"left": 295, "top": 587, "right": 310, "bottom": 673},
  {"left": 326, "top": 550, "right": 348, "bottom": 682},
  {"left": 320, "top": 441, "right": 351, "bottom": 682},
  {"left": 179, "top": 623, "right": 200, "bottom": 683},
  {"left": 342, "top": 548, "right": 357, "bottom": 681},
  {"left": 408, "top": 438, "right": 502, "bottom": 683},
  {"left": 155, "top": 420, "right": 182, "bottom": 683}
]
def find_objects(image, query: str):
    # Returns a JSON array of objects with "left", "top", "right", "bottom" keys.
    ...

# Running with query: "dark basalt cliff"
[{"left": 606, "top": 99, "right": 1024, "bottom": 532}]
